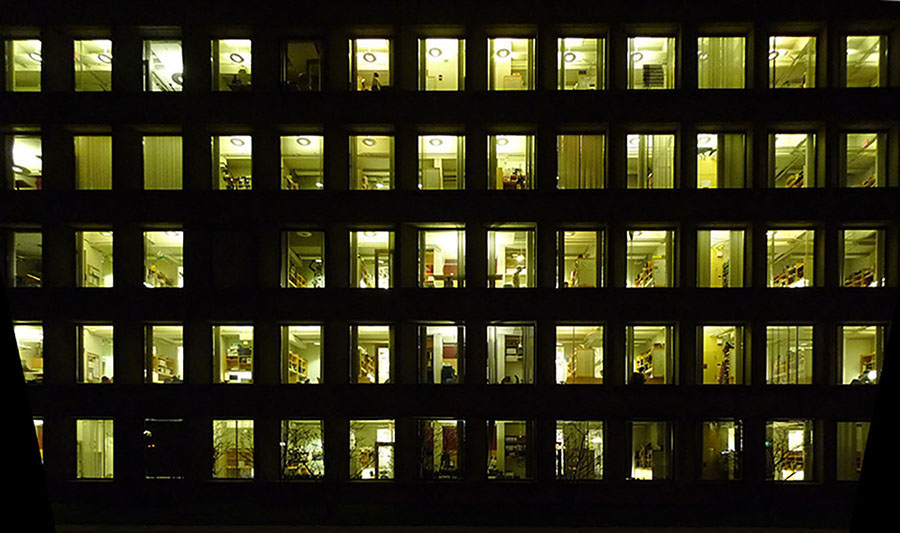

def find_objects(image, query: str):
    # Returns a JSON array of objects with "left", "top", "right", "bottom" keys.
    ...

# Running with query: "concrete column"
[
  {"left": 535, "top": 319, "right": 556, "bottom": 386},
  {"left": 608, "top": 25, "right": 627, "bottom": 91},
  {"left": 534, "top": 417, "right": 556, "bottom": 482},
  {"left": 41, "top": 26, "right": 71, "bottom": 92},
  {"left": 255, "top": 417, "right": 281, "bottom": 482},
  {"left": 396, "top": 321, "right": 417, "bottom": 385},
  {"left": 323, "top": 125, "right": 349, "bottom": 192},
  {"left": 112, "top": 27, "right": 142, "bottom": 93},
  {"left": 679, "top": 319, "right": 697, "bottom": 386},
  {"left": 114, "top": 222, "right": 143, "bottom": 289},
  {"left": 324, "top": 417, "right": 349, "bottom": 481},
  {"left": 326, "top": 223, "right": 349, "bottom": 289},
  {"left": 465, "top": 416, "right": 486, "bottom": 481},
  {"left": 115, "top": 416, "right": 144, "bottom": 482},
  {"left": 465, "top": 124, "right": 487, "bottom": 191},
  {"left": 324, "top": 319, "right": 349, "bottom": 385},
  {"left": 112, "top": 126, "right": 143, "bottom": 191},
  {"left": 184, "top": 319, "right": 211, "bottom": 385},
  {"left": 113, "top": 320, "right": 144, "bottom": 385},
  {"left": 465, "top": 27, "right": 487, "bottom": 92},
  {"left": 325, "top": 29, "right": 349, "bottom": 93},
  {"left": 252, "top": 33, "right": 279, "bottom": 93},
  {"left": 182, "top": 24, "right": 210, "bottom": 95},
  {"left": 42, "top": 124, "right": 73, "bottom": 192},
  {"left": 536, "top": 124, "right": 556, "bottom": 192},
  {"left": 605, "top": 418, "right": 627, "bottom": 481},
  {"left": 252, "top": 125, "right": 280, "bottom": 192},
  {"left": 465, "top": 320, "right": 486, "bottom": 385},
  {"left": 395, "top": 124, "right": 417, "bottom": 192},
  {"left": 607, "top": 317, "right": 625, "bottom": 385},
  {"left": 396, "top": 27, "right": 417, "bottom": 92},
  {"left": 256, "top": 224, "right": 281, "bottom": 289},
  {"left": 43, "top": 319, "right": 74, "bottom": 384},
  {"left": 681, "top": 24, "right": 699, "bottom": 91},
  {"left": 394, "top": 416, "right": 417, "bottom": 481},
  {"left": 42, "top": 223, "right": 74, "bottom": 289},
  {"left": 254, "top": 320, "right": 279, "bottom": 386}
]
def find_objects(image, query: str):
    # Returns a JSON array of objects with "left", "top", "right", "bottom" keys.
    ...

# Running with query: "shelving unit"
[
  {"left": 634, "top": 260, "right": 654, "bottom": 287},
  {"left": 844, "top": 267, "right": 875, "bottom": 287},
  {"left": 773, "top": 262, "right": 805, "bottom": 287},
  {"left": 358, "top": 347, "right": 376, "bottom": 383},
  {"left": 287, "top": 351, "right": 309, "bottom": 383}
]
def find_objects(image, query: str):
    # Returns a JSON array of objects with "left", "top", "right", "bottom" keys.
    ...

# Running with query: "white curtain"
[
  {"left": 75, "top": 136, "right": 112, "bottom": 189},
  {"left": 558, "top": 135, "right": 605, "bottom": 188},
  {"left": 650, "top": 135, "right": 674, "bottom": 189},
  {"left": 144, "top": 136, "right": 183, "bottom": 189}
]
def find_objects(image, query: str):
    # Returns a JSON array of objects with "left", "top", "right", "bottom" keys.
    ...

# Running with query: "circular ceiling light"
[
  {"left": 171, "top": 72, "right": 184, "bottom": 85},
  {"left": 630, "top": 51, "right": 644, "bottom": 62},
  {"left": 229, "top": 53, "right": 244, "bottom": 64},
  {"left": 374, "top": 182, "right": 384, "bottom": 189},
  {"left": 230, "top": 137, "right": 246, "bottom": 146},
  {"left": 97, "top": 53, "right": 113, "bottom": 64},
  {"left": 628, "top": 136, "right": 640, "bottom": 145},
  {"left": 496, "top": 48, "right": 510, "bottom": 58},
  {"left": 363, "top": 52, "right": 376, "bottom": 63},
  {"left": 297, "top": 231, "right": 312, "bottom": 238},
  {"left": 515, "top": 254, "right": 525, "bottom": 262},
  {"left": 11, "top": 164, "right": 28, "bottom": 174},
  {"left": 698, "top": 51, "right": 709, "bottom": 60},
  {"left": 428, "top": 47, "right": 442, "bottom": 58},
  {"left": 563, "top": 52, "right": 576, "bottom": 63},
  {"left": 496, "top": 137, "right": 509, "bottom": 146},
  {"left": 28, "top": 52, "right": 42, "bottom": 62},
  {"left": 428, "top": 138, "right": 443, "bottom": 146},
  {"left": 296, "top": 137, "right": 311, "bottom": 146},
  {"left": 564, "top": 231, "right": 575, "bottom": 236},
  {"left": 698, "top": 135, "right": 712, "bottom": 145},
  {"left": 363, "top": 231, "right": 377, "bottom": 237},
  {"left": 768, "top": 50, "right": 780, "bottom": 60},
  {"left": 315, "top": 182, "right": 323, "bottom": 188},
  {"left": 362, "top": 137, "right": 376, "bottom": 147}
]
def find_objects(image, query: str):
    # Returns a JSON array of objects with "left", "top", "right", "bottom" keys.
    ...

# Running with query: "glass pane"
[
  {"left": 5, "top": 40, "right": 42, "bottom": 91},
  {"left": 557, "top": 135, "right": 605, "bottom": 189},
  {"left": 350, "top": 419, "right": 394, "bottom": 479},
  {"left": 627, "top": 134, "right": 675, "bottom": 189},
  {"left": 76, "top": 419, "right": 114, "bottom": 478},
  {"left": 74, "top": 39, "right": 112, "bottom": 91},
  {"left": 769, "top": 36, "right": 815, "bottom": 88},
  {"left": 844, "top": 133, "right": 882, "bottom": 187},
  {"left": 213, "top": 135, "right": 252, "bottom": 190},
  {"left": 11, "top": 232, "right": 42, "bottom": 287},
  {"left": 144, "top": 419, "right": 185, "bottom": 479},
  {"left": 214, "top": 325, "right": 254, "bottom": 384},
  {"left": 766, "top": 326, "right": 813, "bottom": 384},
  {"left": 284, "top": 231, "right": 325, "bottom": 288},
  {"left": 556, "top": 326, "right": 604, "bottom": 384},
  {"left": 628, "top": 325, "right": 673, "bottom": 384},
  {"left": 558, "top": 38, "right": 604, "bottom": 90},
  {"left": 701, "top": 420, "right": 742, "bottom": 480},
  {"left": 418, "top": 419, "right": 463, "bottom": 479},
  {"left": 419, "top": 230, "right": 464, "bottom": 288},
  {"left": 698, "top": 37, "right": 745, "bottom": 89},
  {"left": 628, "top": 37, "right": 675, "bottom": 89},
  {"left": 842, "top": 229, "right": 883, "bottom": 288},
  {"left": 772, "top": 133, "right": 815, "bottom": 188},
  {"left": 556, "top": 421, "right": 603, "bottom": 480},
  {"left": 840, "top": 325, "right": 883, "bottom": 385},
  {"left": 143, "top": 40, "right": 183, "bottom": 92},
  {"left": 630, "top": 421, "right": 671, "bottom": 479},
  {"left": 281, "top": 420, "right": 324, "bottom": 479},
  {"left": 284, "top": 326, "right": 322, "bottom": 384},
  {"left": 78, "top": 325, "right": 114, "bottom": 384},
  {"left": 488, "top": 229, "right": 534, "bottom": 288},
  {"left": 419, "top": 325, "right": 463, "bottom": 384},
  {"left": 74, "top": 136, "right": 112, "bottom": 189},
  {"left": 697, "top": 230, "right": 744, "bottom": 287},
  {"left": 489, "top": 38, "right": 534, "bottom": 90},
  {"left": 488, "top": 420, "right": 531, "bottom": 479},
  {"left": 353, "top": 325, "right": 391, "bottom": 384},
  {"left": 351, "top": 39, "right": 391, "bottom": 91},
  {"left": 212, "top": 419, "right": 254, "bottom": 479},
  {"left": 351, "top": 231, "right": 393, "bottom": 288},
  {"left": 700, "top": 326, "right": 743, "bottom": 384},
  {"left": 281, "top": 135, "right": 324, "bottom": 190},
  {"left": 489, "top": 135, "right": 534, "bottom": 190},
  {"left": 283, "top": 41, "right": 321, "bottom": 91},
  {"left": 34, "top": 418, "right": 44, "bottom": 462},
  {"left": 213, "top": 39, "right": 251, "bottom": 91},
  {"left": 846, "top": 36, "right": 881, "bottom": 88},
  {"left": 144, "top": 231, "right": 184, "bottom": 288},
  {"left": 11, "top": 135, "right": 42, "bottom": 190},
  {"left": 143, "top": 136, "right": 183, "bottom": 189},
  {"left": 765, "top": 420, "right": 813, "bottom": 481},
  {"left": 418, "top": 135, "right": 464, "bottom": 190},
  {"left": 837, "top": 422, "right": 870, "bottom": 480},
  {"left": 15, "top": 324, "right": 43, "bottom": 383},
  {"left": 487, "top": 324, "right": 534, "bottom": 384},
  {"left": 697, "top": 133, "right": 745, "bottom": 188},
  {"left": 561, "top": 231, "right": 600, "bottom": 288},
  {"left": 420, "top": 39, "right": 464, "bottom": 91},
  {"left": 626, "top": 230, "right": 673, "bottom": 288},
  {"left": 351, "top": 136, "right": 394, "bottom": 190},
  {"left": 767, "top": 230, "right": 814, "bottom": 287},
  {"left": 147, "top": 325, "right": 183, "bottom": 384},
  {"left": 77, "top": 231, "right": 113, "bottom": 287}
]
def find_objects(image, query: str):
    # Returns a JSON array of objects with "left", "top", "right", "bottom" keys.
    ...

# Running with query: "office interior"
[
  {"left": 843, "top": 132, "right": 883, "bottom": 187},
  {"left": 349, "top": 419, "right": 394, "bottom": 479},
  {"left": 419, "top": 325, "right": 463, "bottom": 384},
  {"left": 283, "top": 41, "right": 322, "bottom": 91},
  {"left": 76, "top": 419, "right": 114, "bottom": 479},
  {"left": 836, "top": 422, "right": 869, "bottom": 481},
  {"left": 627, "top": 134, "right": 674, "bottom": 189},
  {"left": 557, "top": 134, "right": 605, "bottom": 189},
  {"left": 772, "top": 133, "right": 816, "bottom": 188},
  {"left": 4, "top": 39, "right": 41, "bottom": 91},
  {"left": 350, "top": 231, "right": 393, "bottom": 288},
  {"left": 487, "top": 324, "right": 534, "bottom": 384},
  {"left": 15, "top": 323, "right": 43, "bottom": 383},
  {"left": 700, "top": 326, "right": 743, "bottom": 385},
  {"left": 767, "top": 229, "right": 814, "bottom": 287},
  {"left": 419, "top": 229, "right": 465, "bottom": 288},
  {"left": 144, "top": 419, "right": 186, "bottom": 479},
  {"left": 698, "top": 37, "right": 745, "bottom": 89},
  {"left": 212, "top": 419, "right": 254, "bottom": 479},
  {"left": 77, "top": 325, "right": 114, "bottom": 383},
  {"left": 419, "top": 38, "right": 464, "bottom": 91},
  {"left": 696, "top": 133, "right": 746, "bottom": 188},
  {"left": 560, "top": 230, "right": 601, "bottom": 288},
  {"left": 143, "top": 40, "right": 183, "bottom": 92},
  {"left": 213, "top": 135, "right": 252, "bottom": 190},
  {"left": 34, "top": 418, "right": 44, "bottom": 462},
  {"left": 626, "top": 230, "right": 672, "bottom": 287},
  {"left": 352, "top": 325, "right": 391, "bottom": 384},
  {"left": 213, "top": 39, "right": 252, "bottom": 91},
  {"left": 144, "top": 231, "right": 184, "bottom": 288},
  {"left": 418, "top": 135, "right": 464, "bottom": 190},
  {"left": 488, "top": 38, "right": 534, "bottom": 90},
  {"left": 281, "top": 420, "right": 324, "bottom": 479},
  {"left": 555, "top": 421, "right": 603, "bottom": 480},
  {"left": 488, "top": 420, "right": 531, "bottom": 479},
  {"left": 9, "top": 134, "right": 42, "bottom": 189},
  {"left": 351, "top": 39, "right": 391, "bottom": 91},
  {"left": 558, "top": 38, "right": 604, "bottom": 90},
  {"left": 628, "top": 37, "right": 675, "bottom": 89},
  {"left": 697, "top": 230, "right": 744, "bottom": 287},
  {"left": 556, "top": 325, "right": 604, "bottom": 384},
  {"left": 840, "top": 325, "right": 882, "bottom": 385},
  {"left": 766, "top": 420, "right": 813, "bottom": 481},
  {"left": 143, "top": 135, "right": 183, "bottom": 189},
  {"left": 283, "top": 230, "right": 325, "bottom": 288},
  {"left": 147, "top": 325, "right": 183, "bottom": 383},
  {"left": 628, "top": 326, "right": 673, "bottom": 384},
  {"left": 213, "top": 325, "right": 254, "bottom": 384},
  {"left": 846, "top": 35, "right": 883, "bottom": 87},
  {"left": 351, "top": 135, "right": 394, "bottom": 190},
  {"left": 841, "top": 229, "right": 883, "bottom": 287},
  {"left": 769, "top": 36, "right": 815, "bottom": 88},
  {"left": 766, "top": 326, "right": 813, "bottom": 384},
  {"left": 9, "top": 231, "right": 42, "bottom": 287},
  {"left": 74, "top": 39, "right": 112, "bottom": 91},
  {"left": 281, "top": 135, "right": 324, "bottom": 189},
  {"left": 488, "top": 229, "right": 534, "bottom": 288},
  {"left": 701, "top": 420, "right": 742, "bottom": 480},
  {"left": 489, "top": 135, "right": 533, "bottom": 189},
  {"left": 76, "top": 231, "right": 113, "bottom": 287},
  {"left": 418, "top": 419, "right": 462, "bottom": 479},
  {"left": 630, "top": 421, "right": 671, "bottom": 480},
  {"left": 283, "top": 326, "right": 322, "bottom": 384},
  {"left": 74, "top": 135, "right": 112, "bottom": 189}
]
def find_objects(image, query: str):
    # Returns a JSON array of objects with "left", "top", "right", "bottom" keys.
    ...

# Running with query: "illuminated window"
[
  {"left": 74, "top": 136, "right": 112, "bottom": 189},
  {"left": 769, "top": 36, "right": 815, "bottom": 88},
  {"left": 14, "top": 323, "right": 43, "bottom": 383},
  {"left": 146, "top": 325, "right": 183, "bottom": 384},
  {"left": 556, "top": 421, "right": 603, "bottom": 480},
  {"left": 419, "top": 228, "right": 465, "bottom": 288},
  {"left": 629, "top": 421, "right": 672, "bottom": 480},
  {"left": 74, "top": 39, "right": 112, "bottom": 91},
  {"left": 419, "top": 324, "right": 464, "bottom": 384},
  {"left": 350, "top": 39, "right": 391, "bottom": 91},
  {"left": 837, "top": 422, "right": 870, "bottom": 480},
  {"left": 144, "top": 419, "right": 185, "bottom": 479},
  {"left": 700, "top": 420, "right": 742, "bottom": 480},
  {"left": 350, "top": 231, "right": 393, "bottom": 288},
  {"left": 144, "top": 231, "right": 184, "bottom": 288},
  {"left": 628, "top": 37, "right": 675, "bottom": 89},
  {"left": 351, "top": 325, "right": 392, "bottom": 384},
  {"left": 213, "top": 325, "right": 254, "bottom": 384},
  {"left": 766, "top": 326, "right": 813, "bottom": 384},
  {"left": 76, "top": 231, "right": 113, "bottom": 287},
  {"left": 143, "top": 136, "right": 183, "bottom": 189},
  {"left": 766, "top": 229, "right": 815, "bottom": 288},
  {"left": 213, "top": 135, "right": 252, "bottom": 190},
  {"left": 488, "top": 420, "right": 531, "bottom": 479},
  {"left": 283, "top": 326, "right": 322, "bottom": 384},
  {"left": 698, "top": 37, "right": 745, "bottom": 88},
  {"left": 10, "top": 134, "right": 42, "bottom": 190},
  {"left": 697, "top": 230, "right": 744, "bottom": 287},
  {"left": 212, "top": 39, "right": 251, "bottom": 91},
  {"left": 488, "top": 228, "right": 535, "bottom": 288},
  {"left": 839, "top": 325, "right": 884, "bottom": 385},
  {"left": 627, "top": 134, "right": 675, "bottom": 189},
  {"left": 283, "top": 231, "right": 325, "bottom": 288},
  {"left": 627, "top": 325, "right": 674, "bottom": 385},
  {"left": 418, "top": 419, "right": 463, "bottom": 479},
  {"left": 4, "top": 40, "right": 41, "bottom": 91},
  {"left": 558, "top": 38, "right": 605, "bottom": 90},
  {"left": 282, "top": 41, "right": 322, "bottom": 91},
  {"left": 488, "top": 38, "right": 534, "bottom": 90},
  {"left": 281, "top": 135, "right": 324, "bottom": 190},
  {"left": 34, "top": 418, "right": 44, "bottom": 462},
  {"left": 765, "top": 420, "right": 813, "bottom": 481},
  {"left": 843, "top": 133, "right": 884, "bottom": 187},
  {"left": 487, "top": 323, "right": 534, "bottom": 384},
  {"left": 556, "top": 325, "right": 604, "bottom": 384},
  {"left": 143, "top": 40, "right": 183, "bottom": 92},
  {"left": 697, "top": 133, "right": 745, "bottom": 188},
  {"left": 559, "top": 230, "right": 603, "bottom": 288},
  {"left": 699, "top": 325, "right": 744, "bottom": 385},
  {"left": 557, "top": 135, "right": 606, "bottom": 189},
  {"left": 846, "top": 36, "right": 884, "bottom": 87},
  {"left": 350, "top": 419, "right": 394, "bottom": 479},
  {"left": 489, "top": 135, "right": 534, "bottom": 190},
  {"left": 77, "top": 325, "right": 114, "bottom": 384},
  {"left": 771, "top": 133, "right": 816, "bottom": 188},
  {"left": 419, "top": 39, "right": 465, "bottom": 91},
  {"left": 841, "top": 229, "right": 884, "bottom": 288},
  {"left": 418, "top": 135, "right": 465, "bottom": 190},
  {"left": 9, "top": 231, "right": 42, "bottom": 288},
  {"left": 626, "top": 230, "right": 674, "bottom": 288},
  {"left": 281, "top": 420, "right": 324, "bottom": 479},
  {"left": 350, "top": 135, "right": 394, "bottom": 190},
  {"left": 76, "top": 419, "right": 114, "bottom": 479},
  {"left": 212, "top": 419, "right": 254, "bottom": 479}
]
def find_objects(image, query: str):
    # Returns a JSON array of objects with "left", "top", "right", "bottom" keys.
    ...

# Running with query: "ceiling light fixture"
[
  {"left": 362, "top": 137, "right": 376, "bottom": 146},
  {"left": 428, "top": 47, "right": 442, "bottom": 58},
  {"left": 698, "top": 135, "right": 712, "bottom": 145},
  {"left": 363, "top": 52, "right": 376, "bottom": 63},
  {"left": 628, "top": 136, "right": 640, "bottom": 145},
  {"left": 363, "top": 231, "right": 377, "bottom": 237},
  {"left": 171, "top": 72, "right": 184, "bottom": 85},
  {"left": 630, "top": 51, "right": 643, "bottom": 62},
  {"left": 229, "top": 52, "right": 244, "bottom": 64},
  {"left": 296, "top": 137, "right": 311, "bottom": 146},
  {"left": 97, "top": 53, "right": 113, "bottom": 64},
  {"left": 768, "top": 50, "right": 780, "bottom": 60},
  {"left": 496, "top": 48, "right": 510, "bottom": 58},
  {"left": 698, "top": 51, "right": 709, "bottom": 60},
  {"left": 565, "top": 232, "right": 575, "bottom": 236},
  {"left": 315, "top": 182, "right": 323, "bottom": 188},
  {"left": 563, "top": 52, "right": 576, "bottom": 63},
  {"left": 496, "top": 137, "right": 509, "bottom": 146},
  {"left": 374, "top": 182, "right": 384, "bottom": 189},
  {"left": 11, "top": 164, "right": 28, "bottom": 174},
  {"left": 28, "top": 52, "right": 42, "bottom": 62},
  {"left": 428, "top": 138, "right": 443, "bottom": 146},
  {"left": 230, "top": 137, "right": 246, "bottom": 146}
]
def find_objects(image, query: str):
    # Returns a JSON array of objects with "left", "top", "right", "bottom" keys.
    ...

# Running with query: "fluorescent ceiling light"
[
  {"left": 98, "top": 53, "right": 113, "bottom": 63},
  {"left": 296, "top": 137, "right": 311, "bottom": 146},
  {"left": 230, "top": 53, "right": 244, "bottom": 64},
  {"left": 428, "top": 47, "right": 442, "bottom": 57},
  {"left": 230, "top": 137, "right": 245, "bottom": 146},
  {"left": 496, "top": 48, "right": 510, "bottom": 58},
  {"left": 28, "top": 52, "right": 42, "bottom": 62},
  {"left": 362, "top": 137, "right": 376, "bottom": 146},
  {"left": 363, "top": 52, "right": 376, "bottom": 63}
]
